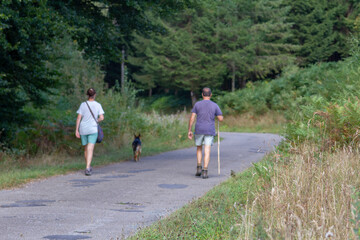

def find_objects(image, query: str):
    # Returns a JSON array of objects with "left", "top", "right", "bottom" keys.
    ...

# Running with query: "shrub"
[
  {"left": 286, "top": 98, "right": 360, "bottom": 150},
  {"left": 146, "top": 94, "right": 191, "bottom": 114},
  {"left": 217, "top": 54, "right": 360, "bottom": 117}
]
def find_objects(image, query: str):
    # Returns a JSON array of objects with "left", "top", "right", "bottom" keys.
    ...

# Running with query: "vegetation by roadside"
[
  {"left": 2, "top": 1, "right": 360, "bottom": 238},
  {"left": 0, "top": 110, "right": 279, "bottom": 190},
  {"left": 129, "top": 163, "right": 261, "bottom": 240},
  {"left": 0, "top": 112, "right": 193, "bottom": 190},
  {"left": 221, "top": 112, "right": 286, "bottom": 134},
  {"left": 130, "top": 51, "right": 360, "bottom": 239},
  {"left": 130, "top": 144, "right": 359, "bottom": 239},
  {"left": 0, "top": 40, "right": 196, "bottom": 190},
  {"left": 247, "top": 143, "right": 359, "bottom": 239}
]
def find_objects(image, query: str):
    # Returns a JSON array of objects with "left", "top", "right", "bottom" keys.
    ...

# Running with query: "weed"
[
  {"left": 247, "top": 145, "right": 359, "bottom": 239},
  {"left": 0, "top": 111, "right": 192, "bottom": 189},
  {"left": 351, "top": 189, "right": 360, "bottom": 238},
  {"left": 222, "top": 112, "right": 286, "bottom": 134}
]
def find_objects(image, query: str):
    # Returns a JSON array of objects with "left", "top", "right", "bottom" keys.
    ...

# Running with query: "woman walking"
[{"left": 75, "top": 88, "right": 105, "bottom": 176}]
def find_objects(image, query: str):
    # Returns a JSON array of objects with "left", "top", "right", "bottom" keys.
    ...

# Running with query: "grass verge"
[
  {"left": 128, "top": 160, "right": 266, "bottom": 240},
  {"left": 244, "top": 143, "right": 359, "bottom": 239},
  {"left": 129, "top": 143, "right": 359, "bottom": 239},
  {"left": 0, "top": 133, "right": 193, "bottom": 190}
]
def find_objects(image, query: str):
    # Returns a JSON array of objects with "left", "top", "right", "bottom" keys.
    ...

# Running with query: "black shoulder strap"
[{"left": 85, "top": 101, "right": 98, "bottom": 125}]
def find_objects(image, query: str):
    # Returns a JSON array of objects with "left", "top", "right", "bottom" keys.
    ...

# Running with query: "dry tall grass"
[
  {"left": 222, "top": 112, "right": 286, "bottom": 133},
  {"left": 242, "top": 144, "right": 360, "bottom": 239}
]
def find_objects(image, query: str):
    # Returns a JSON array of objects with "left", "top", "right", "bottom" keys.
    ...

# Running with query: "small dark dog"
[{"left": 132, "top": 134, "right": 142, "bottom": 162}]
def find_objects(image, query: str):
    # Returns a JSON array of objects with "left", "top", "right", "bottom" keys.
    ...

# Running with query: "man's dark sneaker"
[
  {"left": 195, "top": 166, "right": 202, "bottom": 177},
  {"left": 202, "top": 169, "right": 208, "bottom": 179},
  {"left": 85, "top": 168, "right": 91, "bottom": 176}
]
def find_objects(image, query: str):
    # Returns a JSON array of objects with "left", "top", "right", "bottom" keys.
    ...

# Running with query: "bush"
[
  {"left": 2, "top": 34, "right": 189, "bottom": 157},
  {"left": 217, "top": 54, "right": 360, "bottom": 117},
  {"left": 286, "top": 97, "right": 360, "bottom": 150},
  {"left": 145, "top": 94, "right": 191, "bottom": 114},
  {"left": 216, "top": 81, "right": 272, "bottom": 115}
]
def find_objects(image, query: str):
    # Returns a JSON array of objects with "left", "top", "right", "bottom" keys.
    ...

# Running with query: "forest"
[
  {"left": 2, "top": 0, "right": 360, "bottom": 238},
  {"left": 1, "top": 0, "right": 359, "bottom": 146}
]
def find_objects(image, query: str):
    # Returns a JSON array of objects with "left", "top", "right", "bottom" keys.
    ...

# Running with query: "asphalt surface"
[{"left": 0, "top": 132, "right": 282, "bottom": 240}]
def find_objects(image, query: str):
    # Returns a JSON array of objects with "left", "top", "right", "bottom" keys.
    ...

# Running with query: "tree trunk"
[
  {"left": 190, "top": 91, "right": 197, "bottom": 106},
  {"left": 148, "top": 88, "right": 152, "bottom": 97},
  {"left": 238, "top": 77, "right": 246, "bottom": 89},
  {"left": 231, "top": 62, "right": 236, "bottom": 92},
  {"left": 121, "top": 48, "right": 125, "bottom": 94}
]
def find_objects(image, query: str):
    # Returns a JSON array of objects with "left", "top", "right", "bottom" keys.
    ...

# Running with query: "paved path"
[{"left": 0, "top": 133, "right": 282, "bottom": 240}]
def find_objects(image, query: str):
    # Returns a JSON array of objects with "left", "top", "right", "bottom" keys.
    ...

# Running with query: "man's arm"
[
  {"left": 188, "top": 113, "right": 196, "bottom": 140},
  {"left": 75, "top": 114, "right": 82, "bottom": 138},
  {"left": 215, "top": 104, "right": 223, "bottom": 122}
]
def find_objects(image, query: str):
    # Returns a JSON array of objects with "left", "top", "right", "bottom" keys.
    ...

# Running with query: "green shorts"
[
  {"left": 81, "top": 133, "right": 98, "bottom": 145},
  {"left": 195, "top": 134, "right": 214, "bottom": 146}
]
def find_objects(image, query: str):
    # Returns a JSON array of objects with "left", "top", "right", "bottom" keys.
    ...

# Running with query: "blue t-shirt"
[{"left": 191, "top": 100, "right": 222, "bottom": 136}]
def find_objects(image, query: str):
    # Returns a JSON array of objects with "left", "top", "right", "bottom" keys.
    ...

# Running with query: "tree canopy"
[
  {"left": 129, "top": 0, "right": 298, "bottom": 99},
  {"left": 0, "top": 0, "right": 64, "bottom": 131},
  {"left": 1, "top": 0, "right": 360, "bottom": 142},
  {"left": 285, "top": 0, "right": 359, "bottom": 65},
  {"left": 0, "top": 0, "right": 195, "bottom": 140}
]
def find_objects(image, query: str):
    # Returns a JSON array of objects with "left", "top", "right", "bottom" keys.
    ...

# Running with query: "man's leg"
[
  {"left": 203, "top": 145, "right": 211, "bottom": 169},
  {"left": 195, "top": 146, "right": 203, "bottom": 176},
  {"left": 201, "top": 145, "right": 211, "bottom": 179},
  {"left": 196, "top": 146, "right": 202, "bottom": 166},
  {"left": 202, "top": 135, "right": 214, "bottom": 179}
]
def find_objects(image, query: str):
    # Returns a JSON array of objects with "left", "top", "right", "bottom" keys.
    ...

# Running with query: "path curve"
[{"left": 0, "top": 132, "right": 282, "bottom": 239}]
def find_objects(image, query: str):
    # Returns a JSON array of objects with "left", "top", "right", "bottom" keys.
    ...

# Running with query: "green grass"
[
  {"left": 128, "top": 162, "right": 265, "bottom": 240},
  {"left": 0, "top": 136, "right": 193, "bottom": 190}
]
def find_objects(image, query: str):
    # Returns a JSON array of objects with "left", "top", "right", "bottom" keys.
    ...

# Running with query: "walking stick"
[{"left": 218, "top": 120, "right": 220, "bottom": 175}]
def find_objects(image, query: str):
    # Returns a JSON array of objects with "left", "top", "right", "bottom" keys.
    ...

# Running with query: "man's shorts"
[
  {"left": 81, "top": 133, "right": 98, "bottom": 146},
  {"left": 195, "top": 134, "right": 214, "bottom": 146}
]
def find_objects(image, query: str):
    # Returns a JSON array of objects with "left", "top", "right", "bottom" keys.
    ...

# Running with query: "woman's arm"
[{"left": 98, "top": 114, "right": 104, "bottom": 122}]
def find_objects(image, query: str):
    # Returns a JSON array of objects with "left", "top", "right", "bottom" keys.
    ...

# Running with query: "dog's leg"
[{"left": 135, "top": 146, "right": 141, "bottom": 162}]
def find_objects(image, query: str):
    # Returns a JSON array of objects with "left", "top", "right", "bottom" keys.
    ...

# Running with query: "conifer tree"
[
  {"left": 128, "top": 34, "right": 157, "bottom": 97},
  {"left": 130, "top": 0, "right": 297, "bottom": 95},
  {"left": 214, "top": 0, "right": 254, "bottom": 91},
  {"left": 216, "top": 0, "right": 296, "bottom": 89},
  {"left": 285, "top": 0, "right": 360, "bottom": 65},
  {"left": 130, "top": 5, "right": 226, "bottom": 104},
  {"left": 248, "top": 0, "right": 297, "bottom": 83}
]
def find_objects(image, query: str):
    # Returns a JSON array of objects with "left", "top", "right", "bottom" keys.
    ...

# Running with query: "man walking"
[{"left": 188, "top": 87, "right": 223, "bottom": 179}]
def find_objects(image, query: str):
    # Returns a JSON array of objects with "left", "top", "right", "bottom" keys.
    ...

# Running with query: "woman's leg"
[
  {"left": 84, "top": 145, "right": 87, "bottom": 165},
  {"left": 85, "top": 143, "right": 95, "bottom": 169}
]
